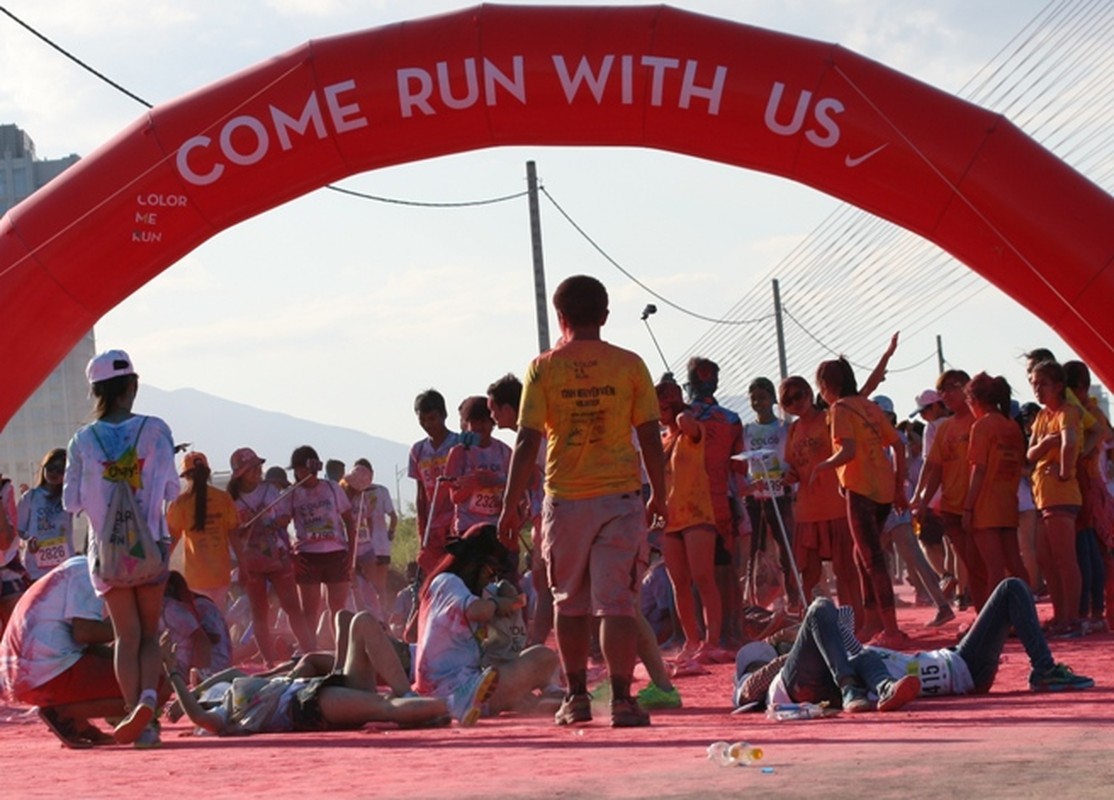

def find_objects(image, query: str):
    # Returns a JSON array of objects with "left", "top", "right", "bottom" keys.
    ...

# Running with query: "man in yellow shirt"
[{"left": 499, "top": 276, "right": 666, "bottom": 728}]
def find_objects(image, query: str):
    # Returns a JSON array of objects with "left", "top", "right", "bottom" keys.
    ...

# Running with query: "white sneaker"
[{"left": 450, "top": 667, "right": 499, "bottom": 726}]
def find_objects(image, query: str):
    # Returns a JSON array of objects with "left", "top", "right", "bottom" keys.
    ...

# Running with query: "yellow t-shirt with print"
[
  {"left": 167, "top": 485, "right": 239, "bottom": 589},
  {"left": 519, "top": 340, "right": 659, "bottom": 501}
]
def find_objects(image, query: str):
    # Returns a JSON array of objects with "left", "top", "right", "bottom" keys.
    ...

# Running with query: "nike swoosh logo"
[{"left": 844, "top": 143, "right": 888, "bottom": 168}]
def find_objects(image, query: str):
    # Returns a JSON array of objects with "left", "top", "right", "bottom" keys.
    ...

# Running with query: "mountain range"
[{"left": 139, "top": 385, "right": 417, "bottom": 509}]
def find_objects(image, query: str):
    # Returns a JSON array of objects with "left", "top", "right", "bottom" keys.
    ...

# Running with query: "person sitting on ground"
[
  {"left": 415, "top": 523, "right": 559, "bottom": 724},
  {"left": 734, "top": 577, "right": 1094, "bottom": 711},
  {"left": 164, "top": 607, "right": 449, "bottom": 736},
  {"left": 0, "top": 555, "right": 167, "bottom": 748},
  {"left": 162, "top": 572, "right": 232, "bottom": 682}
]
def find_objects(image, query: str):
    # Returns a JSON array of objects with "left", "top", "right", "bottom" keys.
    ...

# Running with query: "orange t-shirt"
[
  {"left": 785, "top": 411, "right": 845, "bottom": 522},
  {"left": 1030, "top": 404, "right": 1083, "bottom": 509},
  {"left": 829, "top": 395, "right": 899, "bottom": 504},
  {"left": 967, "top": 413, "right": 1024, "bottom": 528},
  {"left": 661, "top": 424, "right": 716, "bottom": 533},
  {"left": 926, "top": 413, "right": 974, "bottom": 515}
]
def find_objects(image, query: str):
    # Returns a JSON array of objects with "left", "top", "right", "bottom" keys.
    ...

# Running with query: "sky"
[{"left": 1, "top": 0, "right": 1092, "bottom": 447}]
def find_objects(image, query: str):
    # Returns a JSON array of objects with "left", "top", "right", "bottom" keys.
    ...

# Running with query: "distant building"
[
  {"left": 0, "top": 124, "right": 90, "bottom": 525},
  {"left": 0, "top": 123, "right": 79, "bottom": 213}
]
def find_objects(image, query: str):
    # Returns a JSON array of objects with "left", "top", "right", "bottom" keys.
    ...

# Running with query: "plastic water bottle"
[
  {"left": 766, "top": 702, "right": 827, "bottom": 721},
  {"left": 706, "top": 740, "right": 764, "bottom": 767}
]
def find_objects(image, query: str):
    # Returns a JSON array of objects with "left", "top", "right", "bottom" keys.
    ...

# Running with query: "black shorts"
[
  {"left": 290, "top": 674, "right": 348, "bottom": 732},
  {"left": 919, "top": 509, "right": 945, "bottom": 546}
]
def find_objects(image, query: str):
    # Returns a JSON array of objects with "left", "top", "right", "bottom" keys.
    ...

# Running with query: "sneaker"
[
  {"left": 133, "top": 721, "right": 162, "bottom": 750},
  {"left": 636, "top": 683, "right": 682, "bottom": 710},
  {"left": 113, "top": 699, "right": 156, "bottom": 745},
  {"left": 1029, "top": 663, "right": 1095, "bottom": 692},
  {"left": 840, "top": 683, "right": 871, "bottom": 713},
  {"left": 450, "top": 667, "right": 499, "bottom": 727},
  {"left": 1053, "top": 621, "right": 1085, "bottom": 640},
  {"left": 609, "top": 697, "right": 651, "bottom": 728},
  {"left": 925, "top": 606, "right": 956, "bottom": 628},
  {"left": 554, "top": 692, "right": 592, "bottom": 726},
  {"left": 877, "top": 675, "right": 921, "bottom": 712}
]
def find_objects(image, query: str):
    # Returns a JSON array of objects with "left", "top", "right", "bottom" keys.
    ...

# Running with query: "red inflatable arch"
[{"left": 2, "top": 4, "right": 1112, "bottom": 426}]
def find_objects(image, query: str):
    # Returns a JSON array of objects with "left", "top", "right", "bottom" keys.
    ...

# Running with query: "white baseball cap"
[{"left": 86, "top": 349, "right": 136, "bottom": 384}]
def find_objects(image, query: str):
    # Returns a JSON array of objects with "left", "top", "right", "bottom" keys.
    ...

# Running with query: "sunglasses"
[{"left": 781, "top": 389, "right": 806, "bottom": 405}]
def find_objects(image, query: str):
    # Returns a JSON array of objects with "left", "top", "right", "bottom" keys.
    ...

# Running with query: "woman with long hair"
[
  {"left": 1028, "top": 360, "right": 1085, "bottom": 636},
  {"left": 812, "top": 357, "right": 907, "bottom": 647},
  {"left": 963, "top": 373, "right": 1030, "bottom": 591},
  {"left": 166, "top": 451, "right": 239, "bottom": 612},
  {"left": 226, "top": 447, "right": 316, "bottom": 663},
  {"left": 778, "top": 375, "right": 862, "bottom": 622},
  {"left": 654, "top": 379, "right": 722, "bottom": 659},
  {"left": 16, "top": 449, "right": 75, "bottom": 582},
  {"left": 415, "top": 523, "right": 558, "bottom": 724},
  {"left": 62, "top": 350, "right": 179, "bottom": 747}
]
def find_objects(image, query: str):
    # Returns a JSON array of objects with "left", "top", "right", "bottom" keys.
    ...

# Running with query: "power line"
[
  {"left": 325, "top": 184, "right": 527, "bottom": 208},
  {"left": 540, "top": 186, "right": 774, "bottom": 327},
  {"left": 0, "top": 6, "right": 153, "bottom": 108}
]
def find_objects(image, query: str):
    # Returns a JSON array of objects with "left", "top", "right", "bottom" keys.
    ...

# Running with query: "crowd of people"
[{"left": 0, "top": 277, "right": 1103, "bottom": 751}]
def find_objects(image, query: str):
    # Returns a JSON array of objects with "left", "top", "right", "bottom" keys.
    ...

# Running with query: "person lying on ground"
[
  {"left": 734, "top": 578, "right": 1094, "bottom": 712},
  {"left": 849, "top": 577, "right": 1094, "bottom": 696},
  {"left": 164, "top": 608, "right": 449, "bottom": 736},
  {"left": 732, "top": 596, "right": 921, "bottom": 714}
]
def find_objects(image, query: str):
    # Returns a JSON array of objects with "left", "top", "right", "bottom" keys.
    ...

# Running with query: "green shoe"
[{"left": 636, "top": 683, "right": 682, "bottom": 710}]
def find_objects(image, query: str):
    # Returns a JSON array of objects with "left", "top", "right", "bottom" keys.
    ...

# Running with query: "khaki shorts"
[{"left": 542, "top": 492, "right": 645, "bottom": 617}]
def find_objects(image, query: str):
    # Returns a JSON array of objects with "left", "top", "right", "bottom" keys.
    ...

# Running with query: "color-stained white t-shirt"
[
  {"left": 278, "top": 480, "right": 351, "bottom": 554},
  {"left": 0, "top": 556, "right": 106, "bottom": 699},
  {"left": 415, "top": 572, "right": 484, "bottom": 699},
  {"left": 17, "top": 487, "right": 75, "bottom": 579}
]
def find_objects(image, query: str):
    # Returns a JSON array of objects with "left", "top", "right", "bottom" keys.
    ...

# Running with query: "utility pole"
[
  {"left": 773, "top": 279, "right": 788, "bottom": 381},
  {"left": 936, "top": 335, "right": 945, "bottom": 374},
  {"left": 526, "top": 161, "right": 550, "bottom": 353}
]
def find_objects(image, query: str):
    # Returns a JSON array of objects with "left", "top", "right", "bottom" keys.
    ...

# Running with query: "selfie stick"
[{"left": 242, "top": 471, "right": 315, "bottom": 529}]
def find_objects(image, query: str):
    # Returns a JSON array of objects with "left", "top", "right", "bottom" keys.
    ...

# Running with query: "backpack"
[{"left": 90, "top": 417, "right": 166, "bottom": 588}]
